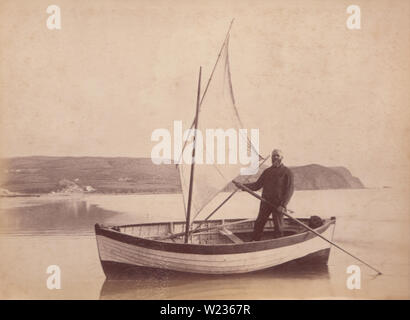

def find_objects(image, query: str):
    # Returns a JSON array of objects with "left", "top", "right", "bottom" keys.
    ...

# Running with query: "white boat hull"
[{"left": 95, "top": 218, "right": 335, "bottom": 276}]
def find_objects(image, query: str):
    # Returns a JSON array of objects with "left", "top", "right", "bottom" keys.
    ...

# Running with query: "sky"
[{"left": 0, "top": 0, "right": 409, "bottom": 187}]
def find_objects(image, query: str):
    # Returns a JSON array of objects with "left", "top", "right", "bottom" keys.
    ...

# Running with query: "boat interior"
[{"left": 109, "top": 217, "right": 325, "bottom": 244}]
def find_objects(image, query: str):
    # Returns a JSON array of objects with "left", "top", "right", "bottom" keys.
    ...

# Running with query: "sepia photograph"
[{"left": 0, "top": 0, "right": 409, "bottom": 301}]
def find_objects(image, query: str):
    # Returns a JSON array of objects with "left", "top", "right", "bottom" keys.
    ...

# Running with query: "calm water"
[{"left": 0, "top": 189, "right": 408, "bottom": 299}]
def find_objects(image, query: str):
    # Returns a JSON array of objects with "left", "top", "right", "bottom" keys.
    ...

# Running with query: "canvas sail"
[{"left": 178, "top": 36, "right": 261, "bottom": 220}]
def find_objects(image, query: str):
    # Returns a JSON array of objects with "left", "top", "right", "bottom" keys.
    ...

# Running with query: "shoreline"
[{"left": 0, "top": 186, "right": 388, "bottom": 200}]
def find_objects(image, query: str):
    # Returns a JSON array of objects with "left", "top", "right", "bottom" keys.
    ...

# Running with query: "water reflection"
[
  {"left": 0, "top": 199, "right": 119, "bottom": 235},
  {"left": 99, "top": 264, "right": 330, "bottom": 300}
]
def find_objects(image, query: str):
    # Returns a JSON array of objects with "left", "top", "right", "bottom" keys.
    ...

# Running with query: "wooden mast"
[{"left": 184, "top": 66, "right": 202, "bottom": 244}]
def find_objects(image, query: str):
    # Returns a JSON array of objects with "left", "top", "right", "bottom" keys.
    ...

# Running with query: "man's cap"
[{"left": 272, "top": 149, "right": 283, "bottom": 157}]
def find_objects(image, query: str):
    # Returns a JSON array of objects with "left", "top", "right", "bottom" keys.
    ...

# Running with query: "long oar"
[{"left": 235, "top": 181, "right": 383, "bottom": 275}]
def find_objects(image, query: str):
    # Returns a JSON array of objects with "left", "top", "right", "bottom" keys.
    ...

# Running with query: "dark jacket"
[{"left": 244, "top": 164, "right": 294, "bottom": 207}]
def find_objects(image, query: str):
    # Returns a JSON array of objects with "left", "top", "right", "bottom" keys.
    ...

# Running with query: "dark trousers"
[{"left": 252, "top": 202, "right": 284, "bottom": 241}]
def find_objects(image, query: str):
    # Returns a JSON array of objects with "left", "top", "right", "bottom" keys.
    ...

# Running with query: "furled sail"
[{"left": 178, "top": 35, "right": 261, "bottom": 220}]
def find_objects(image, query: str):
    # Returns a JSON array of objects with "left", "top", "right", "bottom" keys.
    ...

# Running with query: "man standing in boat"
[{"left": 234, "top": 149, "right": 294, "bottom": 240}]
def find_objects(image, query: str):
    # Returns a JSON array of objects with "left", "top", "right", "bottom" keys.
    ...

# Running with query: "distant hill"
[{"left": 0, "top": 156, "right": 364, "bottom": 194}]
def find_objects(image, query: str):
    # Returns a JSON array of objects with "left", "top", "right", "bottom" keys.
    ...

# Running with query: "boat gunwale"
[
  {"left": 95, "top": 218, "right": 336, "bottom": 255},
  {"left": 99, "top": 217, "right": 310, "bottom": 229}
]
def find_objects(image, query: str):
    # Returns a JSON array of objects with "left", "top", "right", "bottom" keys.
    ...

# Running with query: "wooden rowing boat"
[
  {"left": 95, "top": 21, "right": 341, "bottom": 278},
  {"left": 95, "top": 217, "right": 336, "bottom": 277}
]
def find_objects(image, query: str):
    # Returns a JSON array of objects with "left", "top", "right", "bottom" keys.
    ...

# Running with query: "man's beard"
[{"left": 272, "top": 159, "right": 282, "bottom": 167}]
